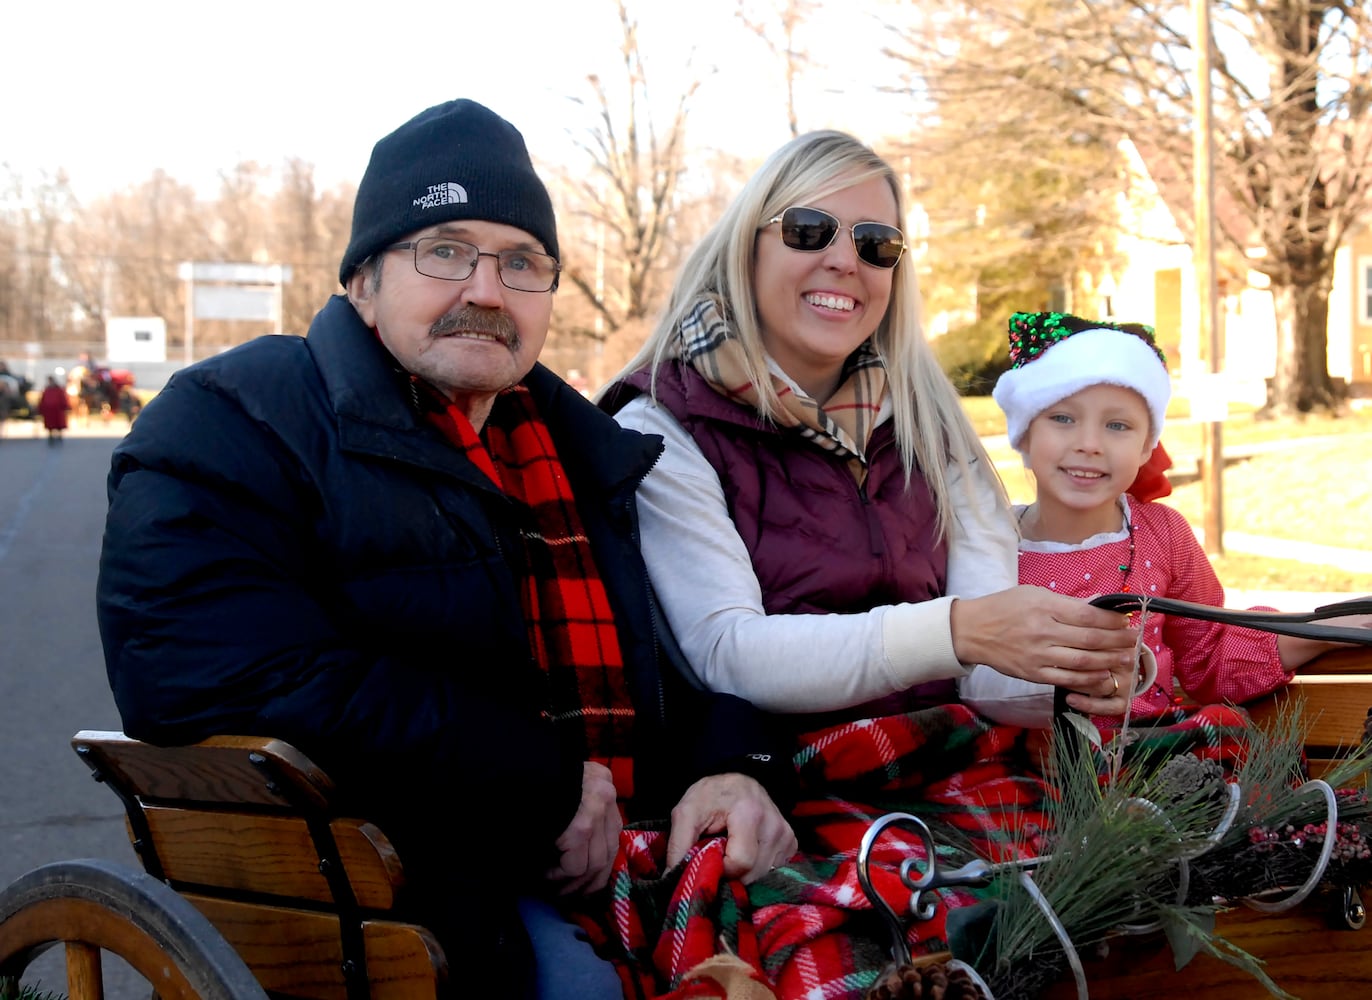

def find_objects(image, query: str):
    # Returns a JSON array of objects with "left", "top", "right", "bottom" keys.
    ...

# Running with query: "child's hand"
[{"left": 1279, "top": 608, "right": 1372, "bottom": 671}]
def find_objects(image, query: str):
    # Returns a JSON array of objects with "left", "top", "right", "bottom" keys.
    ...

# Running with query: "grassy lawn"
[{"left": 963, "top": 396, "right": 1372, "bottom": 594}]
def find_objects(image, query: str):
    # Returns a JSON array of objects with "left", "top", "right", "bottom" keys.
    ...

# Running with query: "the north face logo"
[{"left": 413, "top": 182, "right": 468, "bottom": 210}]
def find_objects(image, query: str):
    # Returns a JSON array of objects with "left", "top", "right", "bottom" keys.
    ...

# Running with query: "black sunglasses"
[{"left": 765, "top": 206, "right": 906, "bottom": 269}]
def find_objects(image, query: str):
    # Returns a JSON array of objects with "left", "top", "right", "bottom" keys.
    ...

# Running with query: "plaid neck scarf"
[
  {"left": 679, "top": 295, "right": 886, "bottom": 486},
  {"left": 423, "top": 384, "right": 636, "bottom": 799}
]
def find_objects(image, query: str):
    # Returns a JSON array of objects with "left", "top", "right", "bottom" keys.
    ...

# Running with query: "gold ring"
[{"left": 1111, "top": 674, "right": 1120, "bottom": 695}]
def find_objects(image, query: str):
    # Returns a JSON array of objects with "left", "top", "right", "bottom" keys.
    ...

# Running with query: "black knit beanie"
[{"left": 338, "top": 99, "right": 558, "bottom": 286}]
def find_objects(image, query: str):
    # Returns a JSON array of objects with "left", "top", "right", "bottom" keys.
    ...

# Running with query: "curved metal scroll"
[
  {"left": 856, "top": 811, "right": 1059, "bottom": 997},
  {"left": 1242, "top": 778, "right": 1339, "bottom": 913},
  {"left": 856, "top": 812, "right": 940, "bottom": 965},
  {"left": 1018, "top": 870, "right": 1088, "bottom": 1000}
]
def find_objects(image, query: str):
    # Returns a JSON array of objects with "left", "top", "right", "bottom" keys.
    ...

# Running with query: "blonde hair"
[{"left": 605, "top": 130, "right": 1003, "bottom": 538}]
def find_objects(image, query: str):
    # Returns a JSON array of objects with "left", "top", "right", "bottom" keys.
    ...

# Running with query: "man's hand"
[
  {"left": 666, "top": 773, "right": 797, "bottom": 884},
  {"left": 546, "top": 761, "right": 621, "bottom": 896}
]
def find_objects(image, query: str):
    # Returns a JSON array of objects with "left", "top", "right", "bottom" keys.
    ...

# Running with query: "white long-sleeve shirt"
[{"left": 615, "top": 393, "right": 1027, "bottom": 715}]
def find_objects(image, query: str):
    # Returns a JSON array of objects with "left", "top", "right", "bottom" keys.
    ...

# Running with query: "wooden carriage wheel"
[{"left": 0, "top": 859, "right": 267, "bottom": 1000}]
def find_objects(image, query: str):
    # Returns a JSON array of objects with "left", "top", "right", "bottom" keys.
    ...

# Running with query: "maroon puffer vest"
[{"left": 604, "top": 361, "right": 954, "bottom": 717}]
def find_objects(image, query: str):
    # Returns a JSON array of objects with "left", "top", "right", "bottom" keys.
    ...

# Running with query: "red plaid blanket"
[
  {"left": 570, "top": 701, "right": 1255, "bottom": 1000},
  {"left": 574, "top": 704, "right": 1046, "bottom": 999}
]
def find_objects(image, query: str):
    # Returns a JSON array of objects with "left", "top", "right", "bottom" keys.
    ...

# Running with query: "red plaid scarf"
[
  {"left": 424, "top": 384, "right": 637, "bottom": 798},
  {"left": 679, "top": 296, "right": 886, "bottom": 487}
]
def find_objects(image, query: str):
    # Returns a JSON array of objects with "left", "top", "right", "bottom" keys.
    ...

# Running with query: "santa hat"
[{"left": 992, "top": 311, "right": 1171, "bottom": 455}]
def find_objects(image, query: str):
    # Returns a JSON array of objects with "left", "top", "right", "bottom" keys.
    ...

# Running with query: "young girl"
[{"left": 993, "top": 310, "right": 1369, "bottom": 719}]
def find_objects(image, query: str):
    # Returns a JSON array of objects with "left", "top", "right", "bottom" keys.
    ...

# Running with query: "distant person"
[
  {"left": 66, "top": 358, "right": 89, "bottom": 421},
  {"left": 0, "top": 363, "right": 34, "bottom": 433},
  {"left": 96, "top": 97, "right": 794, "bottom": 999},
  {"left": 37, "top": 375, "right": 71, "bottom": 442},
  {"left": 993, "top": 310, "right": 1372, "bottom": 720},
  {"left": 0, "top": 362, "right": 12, "bottom": 427}
]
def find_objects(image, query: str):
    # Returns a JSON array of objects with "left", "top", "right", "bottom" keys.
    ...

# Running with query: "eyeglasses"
[
  {"left": 764, "top": 206, "right": 906, "bottom": 269},
  {"left": 385, "top": 236, "right": 561, "bottom": 292}
]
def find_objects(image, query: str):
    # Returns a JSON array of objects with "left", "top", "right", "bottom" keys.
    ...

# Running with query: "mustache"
[{"left": 430, "top": 306, "right": 519, "bottom": 345}]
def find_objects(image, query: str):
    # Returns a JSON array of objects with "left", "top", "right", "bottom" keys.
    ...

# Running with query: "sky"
[{"left": 5, "top": 0, "right": 918, "bottom": 202}]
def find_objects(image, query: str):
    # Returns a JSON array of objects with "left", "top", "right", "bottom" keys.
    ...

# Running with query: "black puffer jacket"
[{"left": 97, "top": 295, "right": 785, "bottom": 977}]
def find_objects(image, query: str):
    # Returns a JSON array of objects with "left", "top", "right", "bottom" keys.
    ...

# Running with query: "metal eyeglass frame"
[{"left": 384, "top": 237, "right": 561, "bottom": 292}]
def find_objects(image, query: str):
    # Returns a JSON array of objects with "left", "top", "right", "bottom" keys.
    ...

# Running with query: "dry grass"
[
  {"left": 1162, "top": 437, "right": 1372, "bottom": 547},
  {"left": 1161, "top": 435, "right": 1372, "bottom": 592}
]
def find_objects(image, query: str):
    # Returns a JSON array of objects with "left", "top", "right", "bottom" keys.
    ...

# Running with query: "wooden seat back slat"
[
  {"left": 140, "top": 806, "right": 404, "bottom": 911},
  {"left": 1245, "top": 645, "right": 1372, "bottom": 781},
  {"left": 69, "top": 730, "right": 447, "bottom": 1000},
  {"left": 72, "top": 731, "right": 333, "bottom": 810},
  {"left": 1248, "top": 679, "right": 1370, "bottom": 749},
  {"left": 185, "top": 895, "right": 444, "bottom": 1000},
  {"left": 1298, "top": 646, "right": 1372, "bottom": 675},
  {"left": 1246, "top": 667, "right": 1372, "bottom": 753}
]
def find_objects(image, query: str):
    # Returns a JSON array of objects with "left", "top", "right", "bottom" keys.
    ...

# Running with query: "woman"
[
  {"left": 37, "top": 375, "right": 71, "bottom": 442},
  {"left": 587, "top": 131, "right": 1145, "bottom": 1000},
  {"left": 601, "top": 130, "right": 1139, "bottom": 727}
]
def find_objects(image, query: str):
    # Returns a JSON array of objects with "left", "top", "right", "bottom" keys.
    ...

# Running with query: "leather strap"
[{"left": 1088, "top": 593, "right": 1372, "bottom": 646}]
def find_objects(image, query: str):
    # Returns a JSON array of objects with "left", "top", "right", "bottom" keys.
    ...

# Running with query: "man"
[{"left": 96, "top": 99, "right": 794, "bottom": 996}]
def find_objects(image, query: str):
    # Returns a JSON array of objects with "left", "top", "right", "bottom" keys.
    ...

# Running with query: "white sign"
[
  {"left": 193, "top": 286, "right": 277, "bottom": 322},
  {"left": 106, "top": 316, "right": 167, "bottom": 363},
  {"left": 177, "top": 262, "right": 292, "bottom": 284},
  {"left": 178, "top": 259, "right": 292, "bottom": 363}
]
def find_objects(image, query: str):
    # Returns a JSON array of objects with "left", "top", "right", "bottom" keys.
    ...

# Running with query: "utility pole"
[{"left": 1193, "top": 0, "right": 1224, "bottom": 555}]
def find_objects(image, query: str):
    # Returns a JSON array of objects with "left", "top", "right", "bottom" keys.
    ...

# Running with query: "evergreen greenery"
[{"left": 944, "top": 693, "right": 1372, "bottom": 1000}]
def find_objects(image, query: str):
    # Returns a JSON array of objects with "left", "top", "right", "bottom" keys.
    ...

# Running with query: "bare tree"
[
  {"left": 0, "top": 169, "right": 81, "bottom": 347},
  {"left": 899, "top": 124, "right": 1130, "bottom": 391},
  {"left": 887, "top": 0, "right": 1372, "bottom": 414},
  {"left": 552, "top": 0, "right": 700, "bottom": 377},
  {"left": 214, "top": 161, "right": 270, "bottom": 262},
  {"left": 268, "top": 158, "right": 353, "bottom": 336},
  {"left": 80, "top": 171, "right": 212, "bottom": 353},
  {"left": 2, "top": 157, "right": 357, "bottom": 361},
  {"left": 315, "top": 181, "right": 357, "bottom": 296},
  {"left": 736, "top": 0, "right": 820, "bottom": 139}
]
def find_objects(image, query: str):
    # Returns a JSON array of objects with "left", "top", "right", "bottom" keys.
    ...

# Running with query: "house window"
[{"left": 1361, "top": 258, "right": 1372, "bottom": 325}]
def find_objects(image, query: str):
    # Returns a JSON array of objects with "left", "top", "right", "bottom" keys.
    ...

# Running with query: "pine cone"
[
  {"left": 1152, "top": 752, "right": 1226, "bottom": 808},
  {"left": 866, "top": 959, "right": 987, "bottom": 1000}
]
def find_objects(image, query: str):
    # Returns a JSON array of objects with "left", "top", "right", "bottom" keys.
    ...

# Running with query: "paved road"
[{"left": 0, "top": 432, "right": 141, "bottom": 994}]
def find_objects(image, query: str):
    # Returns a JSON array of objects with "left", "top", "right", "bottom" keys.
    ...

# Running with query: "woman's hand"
[{"left": 951, "top": 586, "right": 1141, "bottom": 714}]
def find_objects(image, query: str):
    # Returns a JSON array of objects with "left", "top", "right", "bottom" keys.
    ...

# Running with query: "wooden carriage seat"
[{"left": 69, "top": 732, "right": 447, "bottom": 1000}]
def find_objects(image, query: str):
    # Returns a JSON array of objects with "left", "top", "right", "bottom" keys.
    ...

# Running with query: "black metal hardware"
[{"left": 246, "top": 751, "right": 370, "bottom": 1000}]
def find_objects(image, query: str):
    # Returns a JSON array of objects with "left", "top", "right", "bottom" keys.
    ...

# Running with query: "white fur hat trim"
[{"left": 992, "top": 327, "right": 1171, "bottom": 454}]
